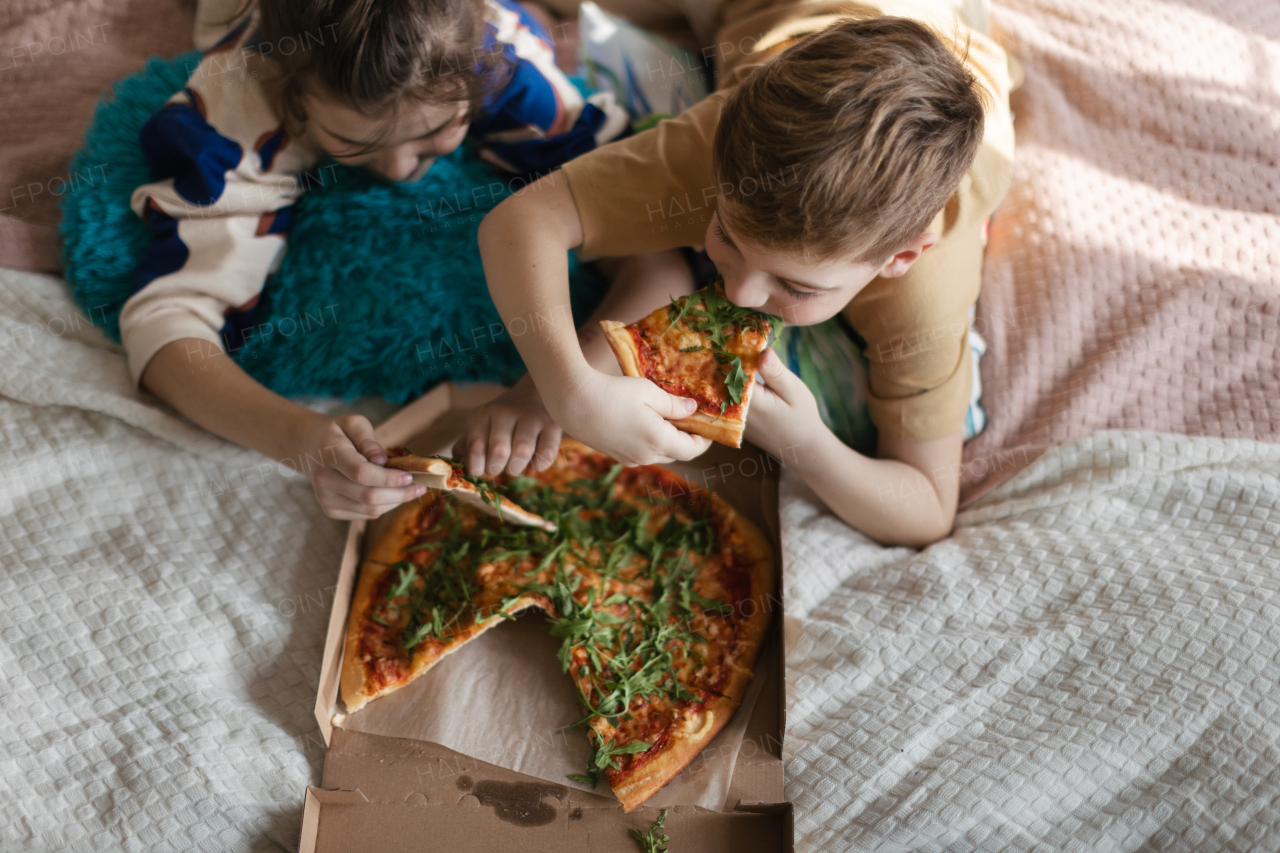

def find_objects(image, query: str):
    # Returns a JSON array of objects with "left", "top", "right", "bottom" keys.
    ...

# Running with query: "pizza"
[
  {"left": 600, "top": 277, "right": 779, "bottom": 448},
  {"left": 385, "top": 448, "right": 556, "bottom": 532},
  {"left": 340, "top": 438, "right": 776, "bottom": 812}
]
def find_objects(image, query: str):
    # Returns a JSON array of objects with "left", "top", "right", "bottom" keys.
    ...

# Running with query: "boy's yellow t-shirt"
[{"left": 561, "top": 0, "right": 1016, "bottom": 443}]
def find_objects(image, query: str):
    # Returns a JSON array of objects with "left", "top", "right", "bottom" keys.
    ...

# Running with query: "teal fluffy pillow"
[{"left": 60, "top": 52, "right": 606, "bottom": 402}]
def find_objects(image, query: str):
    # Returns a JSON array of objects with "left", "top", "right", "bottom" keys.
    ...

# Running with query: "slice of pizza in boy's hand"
[
  {"left": 384, "top": 449, "right": 556, "bottom": 532},
  {"left": 599, "top": 277, "right": 781, "bottom": 448}
]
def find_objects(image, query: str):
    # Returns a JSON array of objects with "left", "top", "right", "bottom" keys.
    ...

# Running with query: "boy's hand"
[
  {"left": 549, "top": 370, "right": 712, "bottom": 467},
  {"left": 297, "top": 414, "right": 426, "bottom": 520},
  {"left": 744, "top": 349, "right": 827, "bottom": 461},
  {"left": 454, "top": 375, "right": 564, "bottom": 477}
]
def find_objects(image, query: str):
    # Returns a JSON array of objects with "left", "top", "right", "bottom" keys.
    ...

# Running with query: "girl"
[{"left": 125, "top": 0, "right": 627, "bottom": 520}]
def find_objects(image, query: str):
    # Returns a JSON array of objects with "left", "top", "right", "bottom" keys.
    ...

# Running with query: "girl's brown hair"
[
  {"left": 253, "top": 0, "right": 508, "bottom": 147},
  {"left": 713, "top": 17, "right": 988, "bottom": 263}
]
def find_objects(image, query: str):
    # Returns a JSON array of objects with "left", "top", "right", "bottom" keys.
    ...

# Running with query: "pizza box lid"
[{"left": 301, "top": 382, "right": 791, "bottom": 853}]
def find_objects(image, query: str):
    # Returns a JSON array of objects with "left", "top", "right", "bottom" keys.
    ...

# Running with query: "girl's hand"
[
  {"left": 744, "top": 348, "right": 827, "bottom": 460},
  {"left": 453, "top": 375, "right": 565, "bottom": 477},
  {"left": 296, "top": 414, "right": 426, "bottom": 520}
]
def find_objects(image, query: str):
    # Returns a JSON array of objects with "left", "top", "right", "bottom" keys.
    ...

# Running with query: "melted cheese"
[{"left": 631, "top": 306, "right": 767, "bottom": 417}]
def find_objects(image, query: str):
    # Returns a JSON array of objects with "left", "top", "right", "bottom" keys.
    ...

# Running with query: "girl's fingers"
[
  {"left": 642, "top": 384, "right": 699, "bottom": 421},
  {"left": 318, "top": 466, "right": 424, "bottom": 507},
  {"left": 485, "top": 409, "right": 521, "bottom": 476},
  {"left": 319, "top": 492, "right": 404, "bottom": 520},
  {"left": 338, "top": 415, "right": 388, "bottom": 465},
  {"left": 462, "top": 413, "right": 493, "bottom": 478},
  {"left": 506, "top": 417, "right": 545, "bottom": 476},
  {"left": 330, "top": 442, "right": 413, "bottom": 489},
  {"left": 531, "top": 424, "right": 564, "bottom": 471}
]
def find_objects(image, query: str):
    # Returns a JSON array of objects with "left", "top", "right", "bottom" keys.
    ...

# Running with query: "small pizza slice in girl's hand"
[
  {"left": 600, "top": 277, "right": 781, "bottom": 448},
  {"left": 384, "top": 449, "right": 556, "bottom": 532}
]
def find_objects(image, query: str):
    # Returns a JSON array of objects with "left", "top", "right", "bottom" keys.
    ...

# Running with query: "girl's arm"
[
  {"left": 746, "top": 348, "right": 962, "bottom": 548},
  {"left": 143, "top": 339, "right": 424, "bottom": 519}
]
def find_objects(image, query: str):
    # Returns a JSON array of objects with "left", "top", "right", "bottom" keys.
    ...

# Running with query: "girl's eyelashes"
[
  {"left": 713, "top": 221, "right": 732, "bottom": 246},
  {"left": 325, "top": 146, "right": 371, "bottom": 162}
]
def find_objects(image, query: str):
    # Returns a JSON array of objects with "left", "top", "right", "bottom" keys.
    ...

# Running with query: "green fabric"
[
  {"left": 778, "top": 314, "right": 988, "bottom": 454},
  {"left": 778, "top": 321, "right": 880, "bottom": 456}
]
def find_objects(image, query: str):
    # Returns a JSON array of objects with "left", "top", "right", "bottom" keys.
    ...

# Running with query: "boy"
[
  {"left": 128, "top": 0, "right": 627, "bottom": 520},
  {"left": 467, "top": 5, "right": 1016, "bottom": 547}
]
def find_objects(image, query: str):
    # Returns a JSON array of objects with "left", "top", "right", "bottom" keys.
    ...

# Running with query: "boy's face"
[
  {"left": 303, "top": 92, "right": 470, "bottom": 184},
  {"left": 704, "top": 203, "right": 937, "bottom": 326}
]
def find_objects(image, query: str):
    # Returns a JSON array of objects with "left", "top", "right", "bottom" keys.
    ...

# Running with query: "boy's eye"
[
  {"left": 713, "top": 221, "right": 733, "bottom": 247},
  {"left": 779, "top": 280, "right": 818, "bottom": 300}
]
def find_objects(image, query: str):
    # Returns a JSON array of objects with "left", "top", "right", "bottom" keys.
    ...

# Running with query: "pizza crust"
[
  {"left": 706, "top": 496, "right": 777, "bottom": 707},
  {"left": 383, "top": 453, "right": 454, "bottom": 483},
  {"left": 671, "top": 409, "right": 745, "bottom": 448},
  {"left": 340, "top": 500, "right": 420, "bottom": 713},
  {"left": 610, "top": 693, "right": 743, "bottom": 812},
  {"left": 601, "top": 319, "right": 643, "bottom": 378},
  {"left": 385, "top": 452, "right": 556, "bottom": 532}
]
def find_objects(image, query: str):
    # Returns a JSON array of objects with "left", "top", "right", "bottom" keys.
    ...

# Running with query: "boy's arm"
[
  {"left": 477, "top": 172, "right": 711, "bottom": 466},
  {"left": 142, "top": 339, "right": 424, "bottom": 519},
  {"left": 746, "top": 349, "right": 961, "bottom": 548},
  {"left": 455, "top": 250, "right": 696, "bottom": 476}
]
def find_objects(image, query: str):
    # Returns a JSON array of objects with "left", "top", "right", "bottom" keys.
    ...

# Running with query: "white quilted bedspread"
[
  {"left": 781, "top": 433, "right": 1280, "bottom": 851},
  {"left": 0, "top": 267, "right": 349, "bottom": 852},
  {"left": 4, "top": 263, "right": 1280, "bottom": 852}
]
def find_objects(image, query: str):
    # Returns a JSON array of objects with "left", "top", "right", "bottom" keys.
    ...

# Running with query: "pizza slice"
[
  {"left": 600, "top": 277, "right": 780, "bottom": 448},
  {"left": 384, "top": 448, "right": 556, "bottom": 532},
  {"left": 338, "top": 496, "right": 557, "bottom": 714},
  {"left": 553, "top": 462, "right": 776, "bottom": 812}
]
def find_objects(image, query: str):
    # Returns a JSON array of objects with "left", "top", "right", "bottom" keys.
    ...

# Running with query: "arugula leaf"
[
  {"left": 658, "top": 277, "right": 774, "bottom": 409},
  {"left": 568, "top": 733, "right": 653, "bottom": 787},
  {"left": 629, "top": 809, "right": 670, "bottom": 853},
  {"left": 663, "top": 291, "right": 702, "bottom": 338},
  {"left": 385, "top": 562, "right": 418, "bottom": 601},
  {"left": 723, "top": 356, "right": 747, "bottom": 405}
]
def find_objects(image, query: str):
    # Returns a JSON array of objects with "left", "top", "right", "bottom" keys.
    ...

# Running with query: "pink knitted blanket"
[
  {"left": 0, "top": 0, "right": 193, "bottom": 272},
  {"left": 960, "top": 0, "right": 1280, "bottom": 506}
]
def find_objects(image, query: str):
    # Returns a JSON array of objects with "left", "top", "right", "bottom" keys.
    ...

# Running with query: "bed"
[{"left": 1, "top": 0, "right": 1278, "bottom": 850}]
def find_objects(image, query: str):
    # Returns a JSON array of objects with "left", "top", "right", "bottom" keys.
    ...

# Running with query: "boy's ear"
[{"left": 876, "top": 232, "right": 939, "bottom": 279}]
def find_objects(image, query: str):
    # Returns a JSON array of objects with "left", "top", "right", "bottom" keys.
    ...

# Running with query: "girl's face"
[{"left": 303, "top": 91, "right": 470, "bottom": 183}]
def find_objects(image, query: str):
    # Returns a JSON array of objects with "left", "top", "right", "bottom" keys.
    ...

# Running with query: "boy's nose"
[{"left": 723, "top": 271, "right": 769, "bottom": 308}]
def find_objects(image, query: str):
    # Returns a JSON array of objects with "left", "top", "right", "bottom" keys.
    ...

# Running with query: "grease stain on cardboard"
[{"left": 455, "top": 775, "right": 567, "bottom": 827}]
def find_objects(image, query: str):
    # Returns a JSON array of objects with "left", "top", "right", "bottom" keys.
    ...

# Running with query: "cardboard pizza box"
[{"left": 300, "top": 381, "right": 792, "bottom": 852}]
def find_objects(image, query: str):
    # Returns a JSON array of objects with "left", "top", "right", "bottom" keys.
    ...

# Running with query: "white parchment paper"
[{"left": 338, "top": 608, "right": 765, "bottom": 810}]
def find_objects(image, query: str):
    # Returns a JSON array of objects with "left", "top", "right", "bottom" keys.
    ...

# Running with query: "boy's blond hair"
[{"left": 712, "top": 17, "right": 988, "bottom": 263}]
